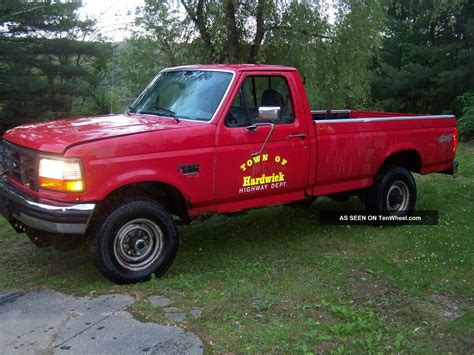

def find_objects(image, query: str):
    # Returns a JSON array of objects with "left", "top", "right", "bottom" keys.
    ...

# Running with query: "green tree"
[
  {"left": 263, "top": 0, "right": 385, "bottom": 108},
  {"left": 370, "top": 0, "right": 474, "bottom": 114},
  {"left": 0, "top": 0, "right": 112, "bottom": 131},
  {"left": 457, "top": 93, "right": 474, "bottom": 137},
  {"left": 123, "top": 0, "right": 385, "bottom": 109}
]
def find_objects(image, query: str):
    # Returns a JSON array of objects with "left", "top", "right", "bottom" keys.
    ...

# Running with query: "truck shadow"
[
  {"left": 0, "top": 197, "right": 366, "bottom": 290},
  {"left": 172, "top": 197, "right": 366, "bottom": 276}
]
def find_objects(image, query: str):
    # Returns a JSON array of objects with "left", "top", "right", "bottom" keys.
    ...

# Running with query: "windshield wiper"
[
  {"left": 154, "top": 106, "right": 180, "bottom": 122},
  {"left": 126, "top": 106, "right": 136, "bottom": 115},
  {"left": 136, "top": 108, "right": 180, "bottom": 123}
]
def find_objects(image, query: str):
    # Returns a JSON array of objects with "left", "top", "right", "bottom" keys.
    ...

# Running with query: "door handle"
[{"left": 288, "top": 133, "right": 306, "bottom": 140}]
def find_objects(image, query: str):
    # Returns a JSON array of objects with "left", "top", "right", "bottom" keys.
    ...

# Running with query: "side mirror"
[{"left": 258, "top": 106, "right": 281, "bottom": 122}]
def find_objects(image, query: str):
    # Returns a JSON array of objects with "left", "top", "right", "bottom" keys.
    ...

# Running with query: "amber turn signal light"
[{"left": 39, "top": 177, "right": 84, "bottom": 193}]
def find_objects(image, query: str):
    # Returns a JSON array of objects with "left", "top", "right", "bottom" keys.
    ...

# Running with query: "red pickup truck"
[{"left": 0, "top": 65, "right": 458, "bottom": 283}]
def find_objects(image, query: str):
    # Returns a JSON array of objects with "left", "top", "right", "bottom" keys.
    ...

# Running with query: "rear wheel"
[
  {"left": 91, "top": 200, "right": 178, "bottom": 284},
  {"left": 366, "top": 166, "right": 416, "bottom": 217}
]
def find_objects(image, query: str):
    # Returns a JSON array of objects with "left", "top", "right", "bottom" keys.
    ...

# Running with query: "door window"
[{"left": 226, "top": 76, "right": 294, "bottom": 127}]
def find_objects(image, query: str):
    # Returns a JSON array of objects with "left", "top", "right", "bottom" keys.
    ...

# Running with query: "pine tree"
[{"left": 0, "top": 0, "right": 111, "bottom": 132}]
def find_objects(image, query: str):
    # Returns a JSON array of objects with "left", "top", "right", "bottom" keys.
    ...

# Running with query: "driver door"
[{"left": 214, "top": 71, "right": 310, "bottom": 213}]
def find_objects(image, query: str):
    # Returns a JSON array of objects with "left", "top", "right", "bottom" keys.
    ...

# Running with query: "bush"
[{"left": 457, "top": 93, "right": 474, "bottom": 139}]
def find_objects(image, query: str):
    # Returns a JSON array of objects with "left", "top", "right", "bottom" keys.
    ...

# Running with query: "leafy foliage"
[
  {"left": 122, "top": 0, "right": 385, "bottom": 109},
  {"left": 2, "top": 0, "right": 473, "bottom": 135},
  {"left": 370, "top": 0, "right": 474, "bottom": 114},
  {"left": 457, "top": 93, "right": 474, "bottom": 137},
  {"left": 0, "top": 0, "right": 112, "bottom": 132}
]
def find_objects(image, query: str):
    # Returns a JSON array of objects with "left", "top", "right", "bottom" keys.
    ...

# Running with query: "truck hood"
[{"left": 3, "top": 114, "right": 200, "bottom": 154}]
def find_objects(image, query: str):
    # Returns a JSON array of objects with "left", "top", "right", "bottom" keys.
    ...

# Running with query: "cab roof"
[{"left": 163, "top": 64, "right": 297, "bottom": 72}]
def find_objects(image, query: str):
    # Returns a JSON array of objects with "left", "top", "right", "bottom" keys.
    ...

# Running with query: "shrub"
[{"left": 457, "top": 93, "right": 474, "bottom": 139}]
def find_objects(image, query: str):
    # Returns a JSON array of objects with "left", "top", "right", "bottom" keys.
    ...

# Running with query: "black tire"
[
  {"left": 366, "top": 166, "right": 416, "bottom": 216},
  {"left": 91, "top": 200, "right": 178, "bottom": 284}
]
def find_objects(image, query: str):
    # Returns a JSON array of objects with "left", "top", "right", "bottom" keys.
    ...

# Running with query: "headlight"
[{"left": 38, "top": 158, "right": 85, "bottom": 192}]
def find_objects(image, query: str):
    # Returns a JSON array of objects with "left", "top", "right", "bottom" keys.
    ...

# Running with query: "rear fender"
[{"left": 376, "top": 145, "right": 422, "bottom": 174}]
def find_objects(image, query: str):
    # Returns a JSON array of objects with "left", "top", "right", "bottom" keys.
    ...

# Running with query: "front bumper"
[{"left": 0, "top": 176, "right": 95, "bottom": 234}]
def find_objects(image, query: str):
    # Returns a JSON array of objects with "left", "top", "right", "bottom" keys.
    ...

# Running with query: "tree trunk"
[
  {"left": 224, "top": 0, "right": 239, "bottom": 63},
  {"left": 180, "top": 0, "right": 217, "bottom": 62},
  {"left": 248, "top": 0, "right": 265, "bottom": 64}
]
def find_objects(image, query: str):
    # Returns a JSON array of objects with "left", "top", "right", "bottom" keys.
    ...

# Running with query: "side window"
[
  {"left": 226, "top": 76, "right": 295, "bottom": 127},
  {"left": 227, "top": 82, "right": 251, "bottom": 127}
]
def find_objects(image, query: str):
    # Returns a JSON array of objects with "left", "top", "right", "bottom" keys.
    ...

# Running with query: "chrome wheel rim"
[
  {"left": 386, "top": 180, "right": 409, "bottom": 215},
  {"left": 113, "top": 218, "right": 163, "bottom": 271}
]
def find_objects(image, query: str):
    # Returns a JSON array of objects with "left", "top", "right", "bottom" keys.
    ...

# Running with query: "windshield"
[{"left": 131, "top": 70, "right": 233, "bottom": 122}]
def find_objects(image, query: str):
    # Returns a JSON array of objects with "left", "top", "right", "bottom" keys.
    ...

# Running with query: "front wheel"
[
  {"left": 366, "top": 166, "right": 416, "bottom": 217},
  {"left": 91, "top": 200, "right": 178, "bottom": 284}
]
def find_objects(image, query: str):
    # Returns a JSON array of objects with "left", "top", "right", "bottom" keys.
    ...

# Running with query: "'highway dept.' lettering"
[{"left": 238, "top": 154, "right": 288, "bottom": 194}]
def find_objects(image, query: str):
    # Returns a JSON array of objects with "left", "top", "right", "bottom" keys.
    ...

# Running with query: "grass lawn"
[{"left": 0, "top": 144, "right": 473, "bottom": 353}]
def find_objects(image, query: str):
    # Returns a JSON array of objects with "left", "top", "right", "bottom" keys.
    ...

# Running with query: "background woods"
[
  {"left": 0, "top": 0, "right": 473, "bottom": 137},
  {"left": 0, "top": 0, "right": 111, "bottom": 132}
]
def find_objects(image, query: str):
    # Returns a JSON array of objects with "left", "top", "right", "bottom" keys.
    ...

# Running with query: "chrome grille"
[{"left": 0, "top": 140, "right": 37, "bottom": 189}]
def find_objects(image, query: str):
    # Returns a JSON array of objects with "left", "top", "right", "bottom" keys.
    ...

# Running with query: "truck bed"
[{"left": 310, "top": 109, "right": 457, "bottom": 196}]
